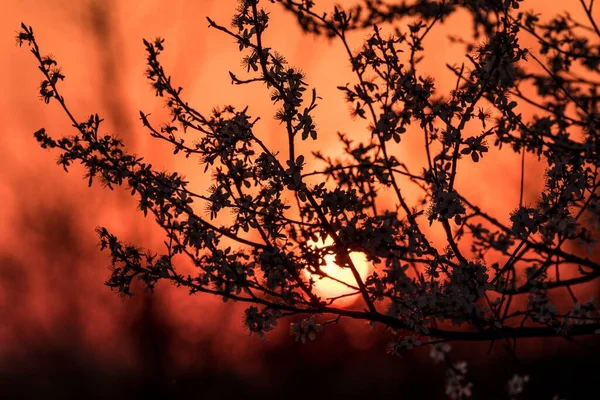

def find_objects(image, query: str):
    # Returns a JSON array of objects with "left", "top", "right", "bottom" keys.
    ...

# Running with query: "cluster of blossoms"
[{"left": 290, "top": 316, "right": 323, "bottom": 343}]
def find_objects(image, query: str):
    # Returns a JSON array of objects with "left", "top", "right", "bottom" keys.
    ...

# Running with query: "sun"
[{"left": 304, "top": 236, "right": 372, "bottom": 307}]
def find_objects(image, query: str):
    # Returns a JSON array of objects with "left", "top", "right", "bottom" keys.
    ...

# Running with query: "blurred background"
[{"left": 1, "top": 0, "right": 599, "bottom": 398}]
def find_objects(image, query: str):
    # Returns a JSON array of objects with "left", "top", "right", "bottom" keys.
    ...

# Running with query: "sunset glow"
[
  {"left": 305, "top": 236, "right": 371, "bottom": 306},
  {"left": 4, "top": 0, "right": 600, "bottom": 396}
]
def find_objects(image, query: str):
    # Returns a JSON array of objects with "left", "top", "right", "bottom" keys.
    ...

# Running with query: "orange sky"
[{"left": 1, "top": 0, "right": 599, "bottom": 381}]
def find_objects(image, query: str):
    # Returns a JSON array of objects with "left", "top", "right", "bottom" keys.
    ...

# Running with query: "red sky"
[{"left": 1, "top": 1, "right": 599, "bottom": 397}]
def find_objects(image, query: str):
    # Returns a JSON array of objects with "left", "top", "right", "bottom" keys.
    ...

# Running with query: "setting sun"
[{"left": 304, "top": 236, "right": 371, "bottom": 306}]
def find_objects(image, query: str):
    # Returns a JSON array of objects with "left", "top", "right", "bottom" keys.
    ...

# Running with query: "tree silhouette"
[{"left": 16, "top": 0, "right": 600, "bottom": 397}]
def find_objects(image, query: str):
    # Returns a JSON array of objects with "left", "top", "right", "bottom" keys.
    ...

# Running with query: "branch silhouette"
[{"left": 17, "top": 0, "right": 600, "bottom": 379}]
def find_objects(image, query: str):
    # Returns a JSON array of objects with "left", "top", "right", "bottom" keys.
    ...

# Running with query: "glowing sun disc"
[{"left": 304, "top": 236, "right": 371, "bottom": 306}]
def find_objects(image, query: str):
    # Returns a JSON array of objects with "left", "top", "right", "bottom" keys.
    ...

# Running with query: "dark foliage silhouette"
[{"left": 16, "top": 0, "right": 600, "bottom": 397}]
